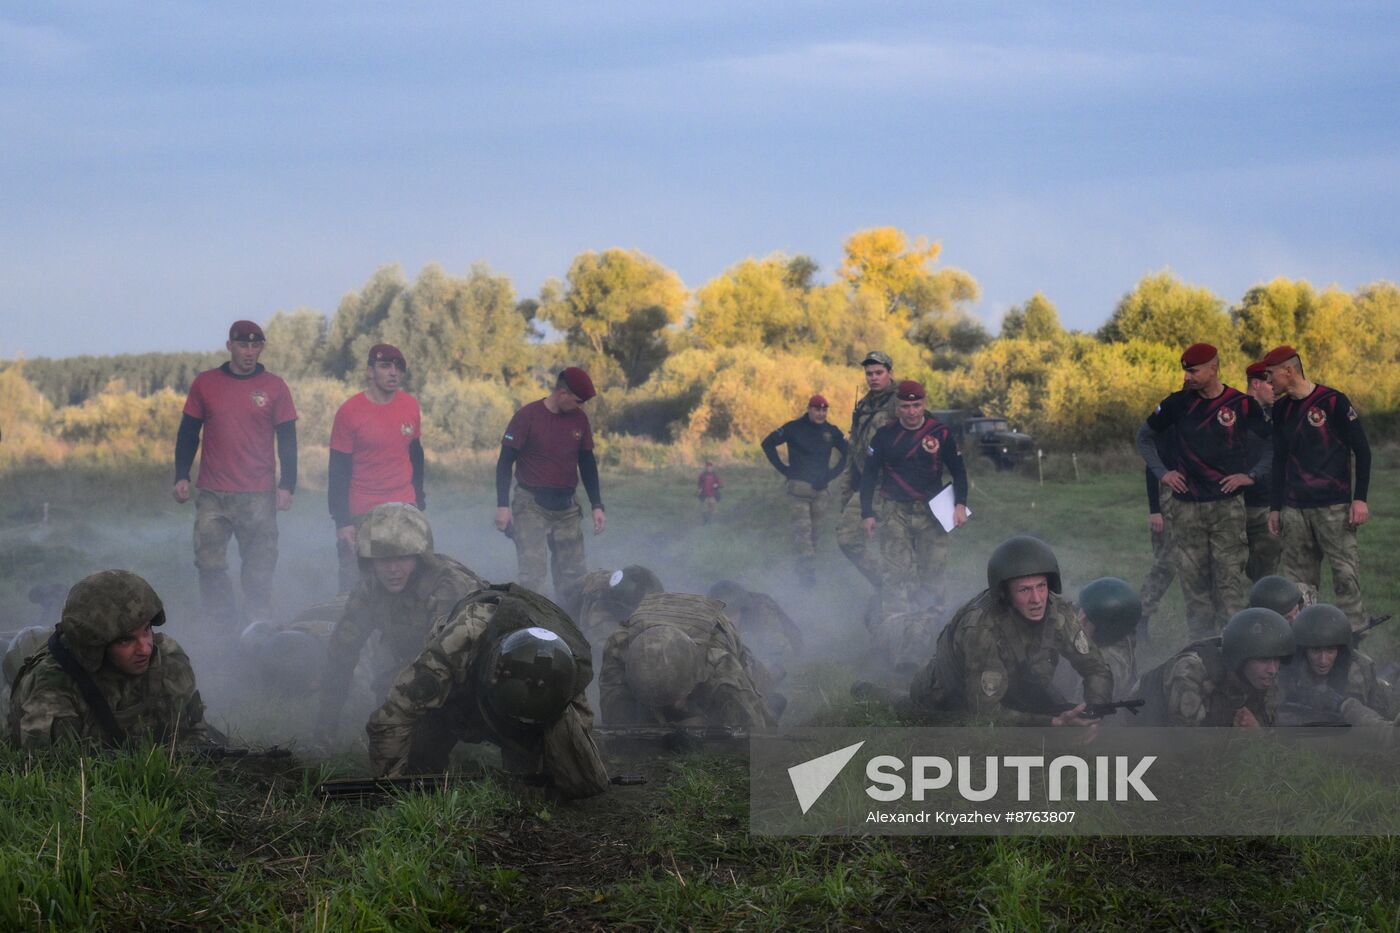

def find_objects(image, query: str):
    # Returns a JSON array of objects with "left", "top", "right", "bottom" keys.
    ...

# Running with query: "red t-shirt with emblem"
[
  {"left": 183, "top": 365, "right": 297, "bottom": 492},
  {"left": 329, "top": 391, "right": 423, "bottom": 515},
  {"left": 501, "top": 398, "right": 593, "bottom": 489}
]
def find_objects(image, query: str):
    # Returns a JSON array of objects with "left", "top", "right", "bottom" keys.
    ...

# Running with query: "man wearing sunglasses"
[{"left": 761, "top": 394, "right": 849, "bottom": 585}]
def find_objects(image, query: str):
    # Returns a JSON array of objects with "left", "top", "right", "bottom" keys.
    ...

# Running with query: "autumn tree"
[
  {"left": 324, "top": 265, "right": 408, "bottom": 379},
  {"left": 1098, "top": 271, "right": 1234, "bottom": 349},
  {"left": 540, "top": 248, "right": 687, "bottom": 387},
  {"left": 1000, "top": 292, "right": 1066, "bottom": 342},
  {"left": 260, "top": 308, "right": 329, "bottom": 380}
]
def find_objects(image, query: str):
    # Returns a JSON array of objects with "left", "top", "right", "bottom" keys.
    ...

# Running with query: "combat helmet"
[
  {"left": 478, "top": 627, "right": 577, "bottom": 727},
  {"left": 256, "top": 629, "right": 324, "bottom": 696},
  {"left": 54, "top": 571, "right": 165, "bottom": 673},
  {"left": 987, "top": 535, "right": 1061, "bottom": 595},
  {"left": 357, "top": 503, "right": 433, "bottom": 559},
  {"left": 623, "top": 625, "right": 703, "bottom": 708},
  {"left": 1249, "top": 575, "right": 1304, "bottom": 618},
  {"left": 1292, "top": 604, "right": 1352, "bottom": 650},
  {"left": 1077, "top": 577, "right": 1141, "bottom": 646},
  {"left": 1221, "top": 607, "right": 1294, "bottom": 671},
  {"left": 3, "top": 626, "right": 51, "bottom": 688},
  {"left": 605, "top": 566, "right": 664, "bottom": 616}
]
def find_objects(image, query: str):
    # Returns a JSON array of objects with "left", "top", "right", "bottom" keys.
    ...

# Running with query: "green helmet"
[
  {"left": 1248, "top": 575, "right": 1303, "bottom": 617},
  {"left": 706, "top": 580, "right": 753, "bottom": 616},
  {"left": 357, "top": 503, "right": 433, "bottom": 559},
  {"left": 4, "top": 626, "right": 51, "bottom": 688},
  {"left": 605, "top": 566, "right": 664, "bottom": 615},
  {"left": 623, "top": 625, "right": 703, "bottom": 708},
  {"left": 479, "top": 627, "right": 576, "bottom": 727},
  {"left": 239, "top": 619, "right": 280, "bottom": 661},
  {"left": 987, "top": 535, "right": 1061, "bottom": 595},
  {"left": 56, "top": 570, "right": 165, "bottom": 673},
  {"left": 1078, "top": 577, "right": 1141, "bottom": 645},
  {"left": 1292, "top": 604, "right": 1352, "bottom": 649},
  {"left": 1221, "top": 607, "right": 1294, "bottom": 671},
  {"left": 256, "top": 630, "right": 324, "bottom": 696}
]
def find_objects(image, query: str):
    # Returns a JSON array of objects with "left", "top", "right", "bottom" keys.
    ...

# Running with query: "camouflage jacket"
[
  {"left": 731, "top": 591, "right": 804, "bottom": 676},
  {"left": 1162, "top": 647, "right": 1279, "bottom": 726},
  {"left": 8, "top": 634, "right": 212, "bottom": 749},
  {"left": 365, "top": 589, "right": 608, "bottom": 799},
  {"left": 909, "top": 590, "right": 1114, "bottom": 725},
  {"left": 600, "top": 593, "right": 778, "bottom": 729},
  {"left": 319, "top": 553, "right": 487, "bottom": 729},
  {"left": 1280, "top": 650, "right": 1393, "bottom": 726},
  {"left": 844, "top": 387, "right": 898, "bottom": 493}
]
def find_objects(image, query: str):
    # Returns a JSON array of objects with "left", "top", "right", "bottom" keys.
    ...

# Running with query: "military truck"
[{"left": 929, "top": 409, "right": 1035, "bottom": 470}]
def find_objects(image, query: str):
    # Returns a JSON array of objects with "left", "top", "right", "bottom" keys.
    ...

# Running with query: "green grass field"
[{"left": 3, "top": 457, "right": 1400, "bottom": 930}]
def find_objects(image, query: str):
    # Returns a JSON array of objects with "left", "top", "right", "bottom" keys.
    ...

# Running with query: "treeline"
[{"left": 2, "top": 227, "right": 1397, "bottom": 470}]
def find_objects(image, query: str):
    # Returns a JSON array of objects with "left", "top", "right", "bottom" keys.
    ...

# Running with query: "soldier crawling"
[
  {"left": 908, "top": 535, "right": 1111, "bottom": 727},
  {"left": 1279, "top": 604, "right": 1394, "bottom": 726},
  {"left": 570, "top": 565, "right": 664, "bottom": 646},
  {"left": 9, "top": 570, "right": 215, "bottom": 749},
  {"left": 317, "top": 503, "right": 487, "bottom": 738},
  {"left": 600, "top": 592, "right": 780, "bottom": 729},
  {"left": 366, "top": 583, "right": 609, "bottom": 799}
]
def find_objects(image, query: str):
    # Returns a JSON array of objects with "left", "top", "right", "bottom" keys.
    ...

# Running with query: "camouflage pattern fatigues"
[
  {"left": 837, "top": 387, "right": 898, "bottom": 586},
  {"left": 877, "top": 499, "right": 949, "bottom": 620},
  {"left": 511, "top": 488, "right": 587, "bottom": 608},
  {"left": 335, "top": 512, "right": 368, "bottom": 594},
  {"left": 1280, "top": 649, "right": 1393, "bottom": 727},
  {"left": 600, "top": 593, "right": 778, "bottom": 729},
  {"left": 721, "top": 589, "right": 804, "bottom": 679},
  {"left": 1139, "top": 491, "right": 1176, "bottom": 621},
  {"left": 1157, "top": 642, "right": 1279, "bottom": 726},
  {"left": 1171, "top": 497, "right": 1250, "bottom": 639},
  {"left": 1245, "top": 505, "right": 1282, "bottom": 583},
  {"left": 1280, "top": 503, "right": 1366, "bottom": 631},
  {"left": 194, "top": 488, "right": 279, "bottom": 626},
  {"left": 786, "top": 480, "right": 829, "bottom": 562},
  {"left": 9, "top": 634, "right": 211, "bottom": 748},
  {"left": 366, "top": 586, "right": 608, "bottom": 798},
  {"left": 1099, "top": 640, "right": 1137, "bottom": 702},
  {"left": 318, "top": 553, "right": 487, "bottom": 733},
  {"left": 908, "top": 590, "right": 1114, "bottom": 725},
  {"left": 869, "top": 608, "right": 940, "bottom": 672},
  {"left": 573, "top": 569, "right": 632, "bottom": 645}
]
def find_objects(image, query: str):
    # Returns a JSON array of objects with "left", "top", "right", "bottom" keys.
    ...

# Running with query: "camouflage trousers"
[
  {"left": 511, "top": 488, "right": 587, "bottom": 609},
  {"left": 836, "top": 487, "right": 882, "bottom": 587},
  {"left": 786, "top": 480, "right": 829, "bottom": 561},
  {"left": 1139, "top": 496, "right": 1176, "bottom": 621},
  {"left": 335, "top": 513, "right": 368, "bottom": 595},
  {"left": 1170, "top": 496, "right": 1249, "bottom": 639},
  {"left": 1245, "top": 504, "right": 1283, "bottom": 583},
  {"left": 1280, "top": 503, "right": 1366, "bottom": 631},
  {"left": 878, "top": 498, "right": 949, "bottom": 620},
  {"left": 193, "top": 489, "right": 278, "bottom": 628},
  {"left": 699, "top": 496, "right": 717, "bottom": 524}
]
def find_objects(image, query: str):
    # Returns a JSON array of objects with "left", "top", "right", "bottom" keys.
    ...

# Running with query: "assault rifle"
[
  {"left": 1080, "top": 700, "right": 1145, "bottom": 719},
  {"left": 316, "top": 771, "right": 645, "bottom": 800},
  {"left": 1276, "top": 701, "right": 1352, "bottom": 728},
  {"left": 1356, "top": 614, "right": 1392, "bottom": 641}
]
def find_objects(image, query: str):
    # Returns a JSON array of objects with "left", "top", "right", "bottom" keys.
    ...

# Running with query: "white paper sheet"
[{"left": 928, "top": 485, "right": 970, "bottom": 533}]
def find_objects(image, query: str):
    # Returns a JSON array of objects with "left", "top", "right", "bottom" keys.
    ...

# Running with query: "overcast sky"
[{"left": 3, "top": 2, "right": 1397, "bottom": 358}]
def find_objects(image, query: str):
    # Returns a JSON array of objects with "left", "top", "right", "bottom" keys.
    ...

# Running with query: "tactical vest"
[
  {"left": 625, "top": 593, "right": 730, "bottom": 649},
  {"left": 1135, "top": 638, "right": 1240, "bottom": 726}
]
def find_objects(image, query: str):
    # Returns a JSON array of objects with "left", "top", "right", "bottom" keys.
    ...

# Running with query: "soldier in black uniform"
[{"left": 761, "top": 394, "right": 849, "bottom": 584}]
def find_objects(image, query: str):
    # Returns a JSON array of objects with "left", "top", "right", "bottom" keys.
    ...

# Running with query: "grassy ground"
[{"left": 3, "top": 457, "right": 1400, "bottom": 930}]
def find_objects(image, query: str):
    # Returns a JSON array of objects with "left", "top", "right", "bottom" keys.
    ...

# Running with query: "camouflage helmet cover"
[
  {"left": 3, "top": 626, "right": 52, "bottom": 687},
  {"left": 1221, "top": 607, "right": 1295, "bottom": 671},
  {"left": 357, "top": 503, "right": 433, "bottom": 559},
  {"left": 1248, "top": 575, "right": 1304, "bottom": 617},
  {"left": 56, "top": 570, "right": 166, "bottom": 673},
  {"left": 987, "top": 535, "right": 1062, "bottom": 595},
  {"left": 479, "top": 626, "right": 577, "bottom": 726},
  {"left": 623, "top": 624, "right": 703, "bottom": 708},
  {"left": 1077, "top": 577, "right": 1141, "bottom": 644},
  {"left": 1291, "top": 604, "right": 1352, "bottom": 650}
]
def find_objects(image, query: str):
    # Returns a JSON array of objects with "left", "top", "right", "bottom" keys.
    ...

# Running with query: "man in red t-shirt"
[
  {"left": 494, "top": 367, "right": 605, "bottom": 608},
  {"left": 328, "top": 343, "right": 425, "bottom": 592},
  {"left": 697, "top": 460, "right": 722, "bottom": 524},
  {"left": 173, "top": 321, "right": 298, "bottom": 628}
]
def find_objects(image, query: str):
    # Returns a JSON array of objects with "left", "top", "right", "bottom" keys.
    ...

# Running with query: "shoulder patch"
[
  {"left": 503, "top": 433, "right": 514, "bottom": 441},
  {"left": 980, "top": 670, "right": 1004, "bottom": 697},
  {"left": 1074, "top": 629, "right": 1090, "bottom": 655},
  {"left": 1348, "top": 406, "right": 1358, "bottom": 421}
]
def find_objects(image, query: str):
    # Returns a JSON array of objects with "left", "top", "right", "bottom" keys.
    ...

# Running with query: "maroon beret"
[
  {"left": 368, "top": 343, "right": 407, "bottom": 369},
  {"left": 1260, "top": 345, "right": 1299, "bottom": 368},
  {"left": 1180, "top": 343, "right": 1217, "bottom": 368},
  {"left": 1245, "top": 361, "right": 1267, "bottom": 381},
  {"left": 808, "top": 394, "right": 829, "bottom": 408},
  {"left": 895, "top": 380, "right": 926, "bottom": 401},
  {"left": 229, "top": 320, "right": 265, "bottom": 342},
  {"left": 561, "top": 366, "right": 596, "bottom": 401}
]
